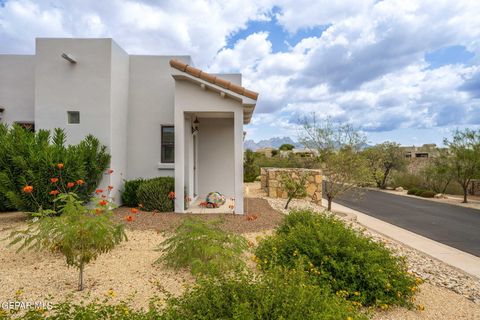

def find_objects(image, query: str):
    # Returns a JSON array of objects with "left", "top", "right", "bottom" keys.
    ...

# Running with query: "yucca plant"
[{"left": 8, "top": 192, "right": 127, "bottom": 291}]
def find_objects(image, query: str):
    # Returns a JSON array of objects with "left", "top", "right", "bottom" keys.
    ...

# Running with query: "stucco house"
[{"left": 0, "top": 38, "right": 258, "bottom": 214}]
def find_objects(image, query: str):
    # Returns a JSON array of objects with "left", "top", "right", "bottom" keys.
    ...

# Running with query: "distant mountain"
[{"left": 244, "top": 137, "right": 303, "bottom": 151}]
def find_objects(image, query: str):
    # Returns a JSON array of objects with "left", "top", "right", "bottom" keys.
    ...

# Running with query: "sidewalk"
[{"left": 323, "top": 199, "right": 480, "bottom": 279}]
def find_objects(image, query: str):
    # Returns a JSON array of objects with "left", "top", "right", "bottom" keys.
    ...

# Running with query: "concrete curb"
[{"left": 325, "top": 199, "right": 480, "bottom": 280}]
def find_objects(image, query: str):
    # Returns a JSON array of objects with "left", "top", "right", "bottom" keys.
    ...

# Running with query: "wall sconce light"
[
  {"left": 0, "top": 107, "right": 4, "bottom": 121},
  {"left": 61, "top": 53, "right": 77, "bottom": 64},
  {"left": 192, "top": 117, "right": 200, "bottom": 134}
]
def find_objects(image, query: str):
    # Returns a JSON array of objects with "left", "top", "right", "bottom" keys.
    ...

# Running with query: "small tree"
[
  {"left": 280, "top": 173, "right": 307, "bottom": 209},
  {"left": 299, "top": 115, "right": 368, "bottom": 211},
  {"left": 444, "top": 129, "right": 480, "bottom": 203},
  {"left": 422, "top": 149, "right": 454, "bottom": 194},
  {"left": 244, "top": 149, "right": 259, "bottom": 182},
  {"left": 362, "top": 142, "right": 407, "bottom": 189},
  {"left": 8, "top": 192, "right": 127, "bottom": 291},
  {"left": 279, "top": 143, "right": 295, "bottom": 151}
]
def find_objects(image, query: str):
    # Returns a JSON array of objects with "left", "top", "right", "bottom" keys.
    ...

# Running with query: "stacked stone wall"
[{"left": 260, "top": 168, "right": 322, "bottom": 204}]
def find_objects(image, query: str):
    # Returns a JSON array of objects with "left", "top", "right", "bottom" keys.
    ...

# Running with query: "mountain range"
[{"left": 244, "top": 137, "right": 303, "bottom": 151}]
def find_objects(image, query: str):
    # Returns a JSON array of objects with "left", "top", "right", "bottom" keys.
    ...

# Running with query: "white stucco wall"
[
  {"left": 126, "top": 55, "right": 191, "bottom": 180},
  {"left": 197, "top": 117, "right": 235, "bottom": 197},
  {"left": 34, "top": 38, "right": 112, "bottom": 146},
  {"left": 0, "top": 55, "right": 35, "bottom": 124},
  {"left": 109, "top": 41, "right": 130, "bottom": 201}
]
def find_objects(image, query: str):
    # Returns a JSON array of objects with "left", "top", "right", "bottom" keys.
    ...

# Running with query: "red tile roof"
[{"left": 169, "top": 59, "right": 259, "bottom": 100}]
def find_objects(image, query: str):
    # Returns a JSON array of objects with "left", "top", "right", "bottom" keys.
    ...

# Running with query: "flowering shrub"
[
  {"left": 0, "top": 124, "right": 110, "bottom": 213},
  {"left": 255, "top": 209, "right": 417, "bottom": 308},
  {"left": 8, "top": 184, "right": 127, "bottom": 291}
]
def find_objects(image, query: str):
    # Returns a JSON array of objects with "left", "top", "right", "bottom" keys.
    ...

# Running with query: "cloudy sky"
[{"left": 1, "top": 0, "right": 479, "bottom": 146}]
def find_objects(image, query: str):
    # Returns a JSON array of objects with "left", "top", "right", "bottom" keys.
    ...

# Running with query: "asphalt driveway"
[{"left": 333, "top": 189, "right": 480, "bottom": 257}]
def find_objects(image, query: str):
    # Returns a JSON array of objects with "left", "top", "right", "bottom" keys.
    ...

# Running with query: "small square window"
[{"left": 67, "top": 111, "right": 80, "bottom": 124}]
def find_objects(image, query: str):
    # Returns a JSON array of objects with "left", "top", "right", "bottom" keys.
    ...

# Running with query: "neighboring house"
[
  {"left": 400, "top": 144, "right": 440, "bottom": 174},
  {"left": 0, "top": 38, "right": 258, "bottom": 214},
  {"left": 279, "top": 148, "right": 319, "bottom": 158},
  {"left": 255, "top": 147, "right": 275, "bottom": 158}
]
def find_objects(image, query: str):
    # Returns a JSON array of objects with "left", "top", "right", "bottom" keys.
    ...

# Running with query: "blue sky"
[{"left": 1, "top": 0, "right": 479, "bottom": 146}]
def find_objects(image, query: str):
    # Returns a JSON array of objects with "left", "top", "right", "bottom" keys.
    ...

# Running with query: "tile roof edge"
[{"left": 169, "top": 59, "right": 259, "bottom": 100}]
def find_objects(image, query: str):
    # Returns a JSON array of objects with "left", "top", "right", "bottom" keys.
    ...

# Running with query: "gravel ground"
[
  {"left": 113, "top": 197, "right": 284, "bottom": 234},
  {"left": 1, "top": 187, "right": 479, "bottom": 319},
  {"left": 0, "top": 212, "right": 193, "bottom": 310}
]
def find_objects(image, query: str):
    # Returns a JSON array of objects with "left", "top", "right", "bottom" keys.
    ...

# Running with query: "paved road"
[{"left": 333, "top": 189, "right": 480, "bottom": 257}]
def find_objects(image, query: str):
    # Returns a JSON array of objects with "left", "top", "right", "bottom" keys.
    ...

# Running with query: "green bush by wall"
[
  {"left": 136, "top": 177, "right": 175, "bottom": 212},
  {"left": 121, "top": 178, "right": 145, "bottom": 207}
]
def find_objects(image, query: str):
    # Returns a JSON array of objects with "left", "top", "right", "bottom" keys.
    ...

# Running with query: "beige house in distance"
[{"left": 0, "top": 38, "right": 259, "bottom": 213}]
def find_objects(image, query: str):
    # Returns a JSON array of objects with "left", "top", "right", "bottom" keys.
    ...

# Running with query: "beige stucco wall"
[
  {"left": 0, "top": 55, "right": 35, "bottom": 124},
  {"left": 261, "top": 168, "right": 323, "bottom": 204}
]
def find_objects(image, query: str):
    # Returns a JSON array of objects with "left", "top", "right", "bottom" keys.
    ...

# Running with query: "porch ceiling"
[{"left": 170, "top": 59, "right": 257, "bottom": 124}]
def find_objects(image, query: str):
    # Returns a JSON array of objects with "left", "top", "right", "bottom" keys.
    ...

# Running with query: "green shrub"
[
  {"left": 157, "top": 218, "right": 247, "bottom": 278},
  {"left": 407, "top": 188, "right": 420, "bottom": 195},
  {"left": 390, "top": 171, "right": 426, "bottom": 190},
  {"left": 419, "top": 190, "right": 436, "bottom": 198},
  {"left": 121, "top": 178, "right": 145, "bottom": 207},
  {"left": 6, "top": 270, "right": 366, "bottom": 319},
  {"left": 244, "top": 149, "right": 259, "bottom": 182},
  {"left": 161, "top": 268, "right": 367, "bottom": 320},
  {"left": 255, "top": 209, "right": 417, "bottom": 308},
  {"left": 0, "top": 124, "right": 110, "bottom": 213},
  {"left": 136, "top": 177, "right": 174, "bottom": 212}
]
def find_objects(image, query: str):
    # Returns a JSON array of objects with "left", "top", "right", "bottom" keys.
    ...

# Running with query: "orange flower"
[
  {"left": 23, "top": 185, "right": 33, "bottom": 193},
  {"left": 50, "top": 178, "right": 59, "bottom": 183},
  {"left": 130, "top": 208, "right": 138, "bottom": 214},
  {"left": 99, "top": 200, "right": 108, "bottom": 206},
  {"left": 126, "top": 215, "right": 134, "bottom": 222},
  {"left": 107, "top": 185, "right": 113, "bottom": 190},
  {"left": 107, "top": 169, "right": 114, "bottom": 174},
  {"left": 49, "top": 190, "right": 59, "bottom": 196},
  {"left": 95, "top": 208, "right": 103, "bottom": 214},
  {"left": 95, "top": 189, "right": 103, "bottom": 194},
  {"left": 168, "top": 191, "right": 175, "bottom": 200},
  {"left": 76, "top": 179, "right": 84, "bottom": 185},
  {"left": 57, "top": 163, "right": 64, "bottom": 169},
  {"left": 66, "top": 182, "right": 75, "bottom": 188}
]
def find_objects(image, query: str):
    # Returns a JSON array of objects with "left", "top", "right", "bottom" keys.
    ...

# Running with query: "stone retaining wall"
[{"left": 260, "top": 168, "right": 323, "bottom": 204}]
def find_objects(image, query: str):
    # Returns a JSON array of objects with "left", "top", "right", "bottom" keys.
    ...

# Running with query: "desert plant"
[
  {"left": 121, "top": 178, "right": 145, "bottom": 207},
  {"left": 0, "top": 124, "right": 110, "bottom": 213},
  {"left": 362, "top": 142, "right": 407, "bottom": 189},
  {"left": 280, "top": 172, "right": 307, "bottom": 209},
  {"left": 8, "top": 192, "right": 127, "bottom": 291},
  {"left": 444, "top": 129, "right": 480, "bottom": 203},
  {"left": 255, "top": 209, "right": 417, "bottom": 307},
  {"left": 156, "top": 218, "right": 247, "bottom": 278},
  {"left": 419, "top": 190, "right": 436, "bottom": 198},
  {"left": 136, "top": 177, "right": 175, "bottom": 212},
  {"left": 299, "top": 116, "right": 369, "bottom": 211},
  {"left": 161, "top": 267, "right": 367, "bottom": 320},
  {"left": 279, "top": 143, "right": 295, "bottom": 151},
  {"left": 243, "top": 149, "right": 259, "bottom": 182}
]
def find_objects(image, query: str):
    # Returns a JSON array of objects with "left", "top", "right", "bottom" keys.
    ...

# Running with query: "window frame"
[
  {"left": 67, "top": 111, "right": 80, "bottom": 124},
  {"left": 161, "top": 125, "right": 175, "bottom": 163}
]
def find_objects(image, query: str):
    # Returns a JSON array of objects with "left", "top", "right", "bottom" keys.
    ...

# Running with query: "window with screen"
[{"left": 161, "top": 126, "right": 174, "bottom": 163}]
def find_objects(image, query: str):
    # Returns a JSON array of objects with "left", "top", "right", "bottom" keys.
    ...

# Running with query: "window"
[
  {"left": 67, "top": 111, "right": 80, "bottom": 124},
  {"left": 15, "top": 122, "right": 35, "bottom": 132},
  {"left": 161, "top": 126, "right": 174, "bottom": 163}
]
